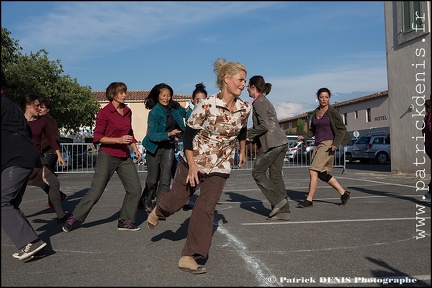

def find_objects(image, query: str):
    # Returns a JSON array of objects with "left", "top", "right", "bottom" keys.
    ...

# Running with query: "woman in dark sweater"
[{"left": 20, "top": 94, "right": 69, "bottom": 223}]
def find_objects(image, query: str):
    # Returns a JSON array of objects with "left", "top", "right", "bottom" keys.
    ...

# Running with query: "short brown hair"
[{"left": 106, "top": 82, "right": 127, "bottom": 101}]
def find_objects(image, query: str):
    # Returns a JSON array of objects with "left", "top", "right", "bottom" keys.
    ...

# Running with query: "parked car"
[
  {"left": 286, "top": 139, "right": 314, "bottom": 163},
  {"left": 335, "top": 137, "right": 358, "bottom": 163},
  {"left": 344, "top": 138, "right": 358, "bottom": 163},
  {"left": 351, "top": 134, "right": 391, "bottom": 164},
  {"left": 286, "top": 141, "right": 303, "bottom": 162}
]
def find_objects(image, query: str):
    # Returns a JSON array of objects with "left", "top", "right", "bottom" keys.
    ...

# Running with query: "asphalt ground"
[{"left": 1, "top": 165, "right": 431, "bottom": 287}]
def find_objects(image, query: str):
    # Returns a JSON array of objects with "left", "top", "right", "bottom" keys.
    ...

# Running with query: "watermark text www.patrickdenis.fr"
[{"left": 410, "top": 10, "right": 429, "bottom": 240}]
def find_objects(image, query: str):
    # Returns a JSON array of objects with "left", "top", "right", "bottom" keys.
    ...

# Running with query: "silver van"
[{"left": 351, "top": 134, "right": 391, "bottom": 164}]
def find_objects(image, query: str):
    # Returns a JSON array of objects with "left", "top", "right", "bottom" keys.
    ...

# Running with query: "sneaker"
[
  {"left": 340, "top": 191, "right": 351, "bottom": 206},
  {"left": 62, "top": 215, "right": 78, "bottom": 232},
  {"left": 422, "top": 192, "right": 431, "bottom": 200},
  {"left": 118, "top": 219, "right": 140, "bottom": 231},
  {"left": 57, "top": 212, "right": 71, "bottom": 224},
  {"left": 269, "top": 198, "right": 288, "bottom": 217},
  {"left": 296, "top": 199, "right": 313, "bottom": 208},
  {"left": 12, "top": 239, "right": 46, "bottom": 261}
]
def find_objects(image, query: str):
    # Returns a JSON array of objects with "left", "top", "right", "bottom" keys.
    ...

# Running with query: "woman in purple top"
[
  {"left": 297, "top": 87, "right": 352, "bottom": 208},
  {"left": 20, "top": 94, "right": 69, "bottom": 223},
  {"left": 62, "top": 82, "right": 142, "bottom": 232}
]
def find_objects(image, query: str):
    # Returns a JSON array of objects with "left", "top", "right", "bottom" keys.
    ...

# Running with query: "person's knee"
[
  {"left": 44, "top": 173, "right": 60, "bottom": 189},
  {"left": 318, "top": 171, "right": 332, "bottom": 183},
  {"left": 251, "top": 169, "right": 264, "bottom": 181}
]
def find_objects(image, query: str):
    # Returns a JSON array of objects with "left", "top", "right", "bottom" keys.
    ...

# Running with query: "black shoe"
[
  {"left": 62, "top": 215, "right": 78, "bottom": 232},
  {"left": 57, "top": 212, "right": 71, "bottom": 224},
  {"left": 296, "top": 199, "right": 313, "bottom": 208},
  {"left": 269, "top": 198, "right": 288, "bottom": 217},
  {"left": 182, "top": 202, "right": 194, "bottom": 211},
  {"left": 118, "top": 219, "right": 140, "bottom": 231},
  {"left": 340, "top": 191, "right": 351, "bottom": 206}
]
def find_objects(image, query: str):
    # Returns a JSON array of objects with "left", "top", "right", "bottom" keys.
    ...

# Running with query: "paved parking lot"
[{"left": 1, "top": 165, "right": 430, "bottom": 287}]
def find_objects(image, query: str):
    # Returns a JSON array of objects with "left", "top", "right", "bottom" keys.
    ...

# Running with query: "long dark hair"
[{"left": 145, "top": 83, "right": 179, "bottom": 110}]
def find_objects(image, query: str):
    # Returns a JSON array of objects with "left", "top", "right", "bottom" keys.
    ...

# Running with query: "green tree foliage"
[
  {"left": 1, "top": 28, "right": 22, "bottom": 65},
  {"left": 296, "top": 118, "right": 306, "bottom": 136},
  {"left": 285, "top": 128, "right": 293, "bottom": 135},
  {"left": 1, "top": 27, "right": 99, "bottom": 133}
]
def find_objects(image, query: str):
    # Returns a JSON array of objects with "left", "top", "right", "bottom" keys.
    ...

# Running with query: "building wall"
[
  {"left": 338, "top": 96, "right": 389, "bottom": 136},
  {"left": 279, "top": 92, "right": 390, "bottom": 139},
  {"left": 279, "top": 113, "right": 309, "bottom": 135},
  {"left": 384, "top": 1, "right": 431, "bottom": 174}
]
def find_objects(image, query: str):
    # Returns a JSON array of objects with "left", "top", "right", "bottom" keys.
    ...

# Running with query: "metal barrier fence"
[{"left": 54, "top": 143, "right": 346, "bottom": 174}]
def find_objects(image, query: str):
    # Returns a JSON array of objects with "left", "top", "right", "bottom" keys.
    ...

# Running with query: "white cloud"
[
  {"left": 275, "top": 102, "right": 304, "bottom": 120},
  {"left": 15, "top": 2, "right": 277, "bottom": 61},
  {"left": 268, "top": 61, "right": 388, "bottom": 118}
]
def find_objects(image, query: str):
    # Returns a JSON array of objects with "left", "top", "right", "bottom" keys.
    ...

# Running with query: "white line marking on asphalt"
[
  {"left": 337, "top": 176, "right": 415, "bottom": 188},
  {"left": 220, "top": 236, "right": 424, "bottom": 254},
  {"left": 215, "top": 224, "right": 282, "bottom": 287},
  {"left": 218, "top": 193, "right": 428, "bottom": 205},
  {"left": 241, "top": 217, "right": 431, "bottom": 226}
]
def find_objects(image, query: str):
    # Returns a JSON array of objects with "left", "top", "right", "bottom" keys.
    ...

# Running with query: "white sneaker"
[{"left": 12, "top": 240, "right": 46, "bottom": 261}]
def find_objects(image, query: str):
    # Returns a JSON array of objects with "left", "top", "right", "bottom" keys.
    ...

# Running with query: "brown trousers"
[{"left": 156, "top": 161, "right": 227, "bottom": 258}]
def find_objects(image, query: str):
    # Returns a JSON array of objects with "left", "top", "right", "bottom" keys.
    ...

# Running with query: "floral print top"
[{"left": 182, "top": 93, "right": 251, "bottom": 175}]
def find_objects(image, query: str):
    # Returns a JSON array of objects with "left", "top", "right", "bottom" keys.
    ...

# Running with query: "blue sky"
[{"left": 1, "top": 1, "right": 388, "bottom": 120}]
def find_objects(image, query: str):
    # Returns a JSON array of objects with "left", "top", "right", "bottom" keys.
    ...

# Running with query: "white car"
[
  {"left": 286, "top": 140, "right": 314, "bottom": 163},
  {"left": 343, "top": 138, "right": 358, "bottom": 163}
]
